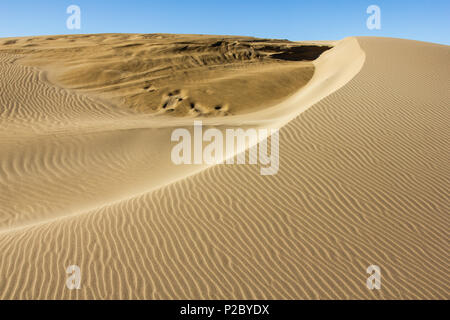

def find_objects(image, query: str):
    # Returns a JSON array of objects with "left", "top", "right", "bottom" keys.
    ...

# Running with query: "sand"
[{"left": 0, "top": 34, "right": 448, "bottom": 299}]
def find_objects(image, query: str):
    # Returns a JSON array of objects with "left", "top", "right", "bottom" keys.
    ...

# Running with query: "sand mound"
[{"left": 0, "top": 34, "right": 448, "bottom": 299}]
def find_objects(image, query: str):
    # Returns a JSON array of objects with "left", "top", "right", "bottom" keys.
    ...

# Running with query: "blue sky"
[{"left": 1, "top": 0, "right": 449, "bottom": 44}]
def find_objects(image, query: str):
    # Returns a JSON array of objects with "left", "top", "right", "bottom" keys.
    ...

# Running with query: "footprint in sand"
[{"left": 160, "top": 90, "right": 185, "bottom": 112}]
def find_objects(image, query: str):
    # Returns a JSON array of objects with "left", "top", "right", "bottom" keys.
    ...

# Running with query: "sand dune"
[
  {"left": 0, "top": 34, "right": 448, "bottom": 299},
  {"left": 2, "top": 34, "right": 329, "bottom": 116}
]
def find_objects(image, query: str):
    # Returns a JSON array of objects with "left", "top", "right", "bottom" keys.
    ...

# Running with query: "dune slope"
[{"left": 0, "top": 36, "right": 448, "bottom": 299}]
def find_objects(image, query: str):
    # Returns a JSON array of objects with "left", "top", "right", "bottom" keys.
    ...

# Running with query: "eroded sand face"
[
  {"left": 0, "top": 35, "right": 448, "bottom": 299},
  {"left": 1, "top": 34, "right": 330, "bottom": 116}
]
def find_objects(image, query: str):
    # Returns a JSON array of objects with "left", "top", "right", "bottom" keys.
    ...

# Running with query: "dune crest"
[{"left": 0, "top": 35, "right": 357, "bottom": 231}]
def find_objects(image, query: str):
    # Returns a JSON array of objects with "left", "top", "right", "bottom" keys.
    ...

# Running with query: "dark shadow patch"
[
  {"left": 211, "top": 40, "right": 225, "bottom": 47},
  {"left": 114, "top": 43, "right": 144, "bottom": 49},
  {"left": 3, "top": 40, "right": 17, "bottom": 45},
  {"left": 266, "top": 45, "right": 332, "bottom": 61}
]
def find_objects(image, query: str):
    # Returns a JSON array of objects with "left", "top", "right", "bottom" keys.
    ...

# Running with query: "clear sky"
[{"left": 1, "top": 0, "right": 449, "bottom": 45}]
